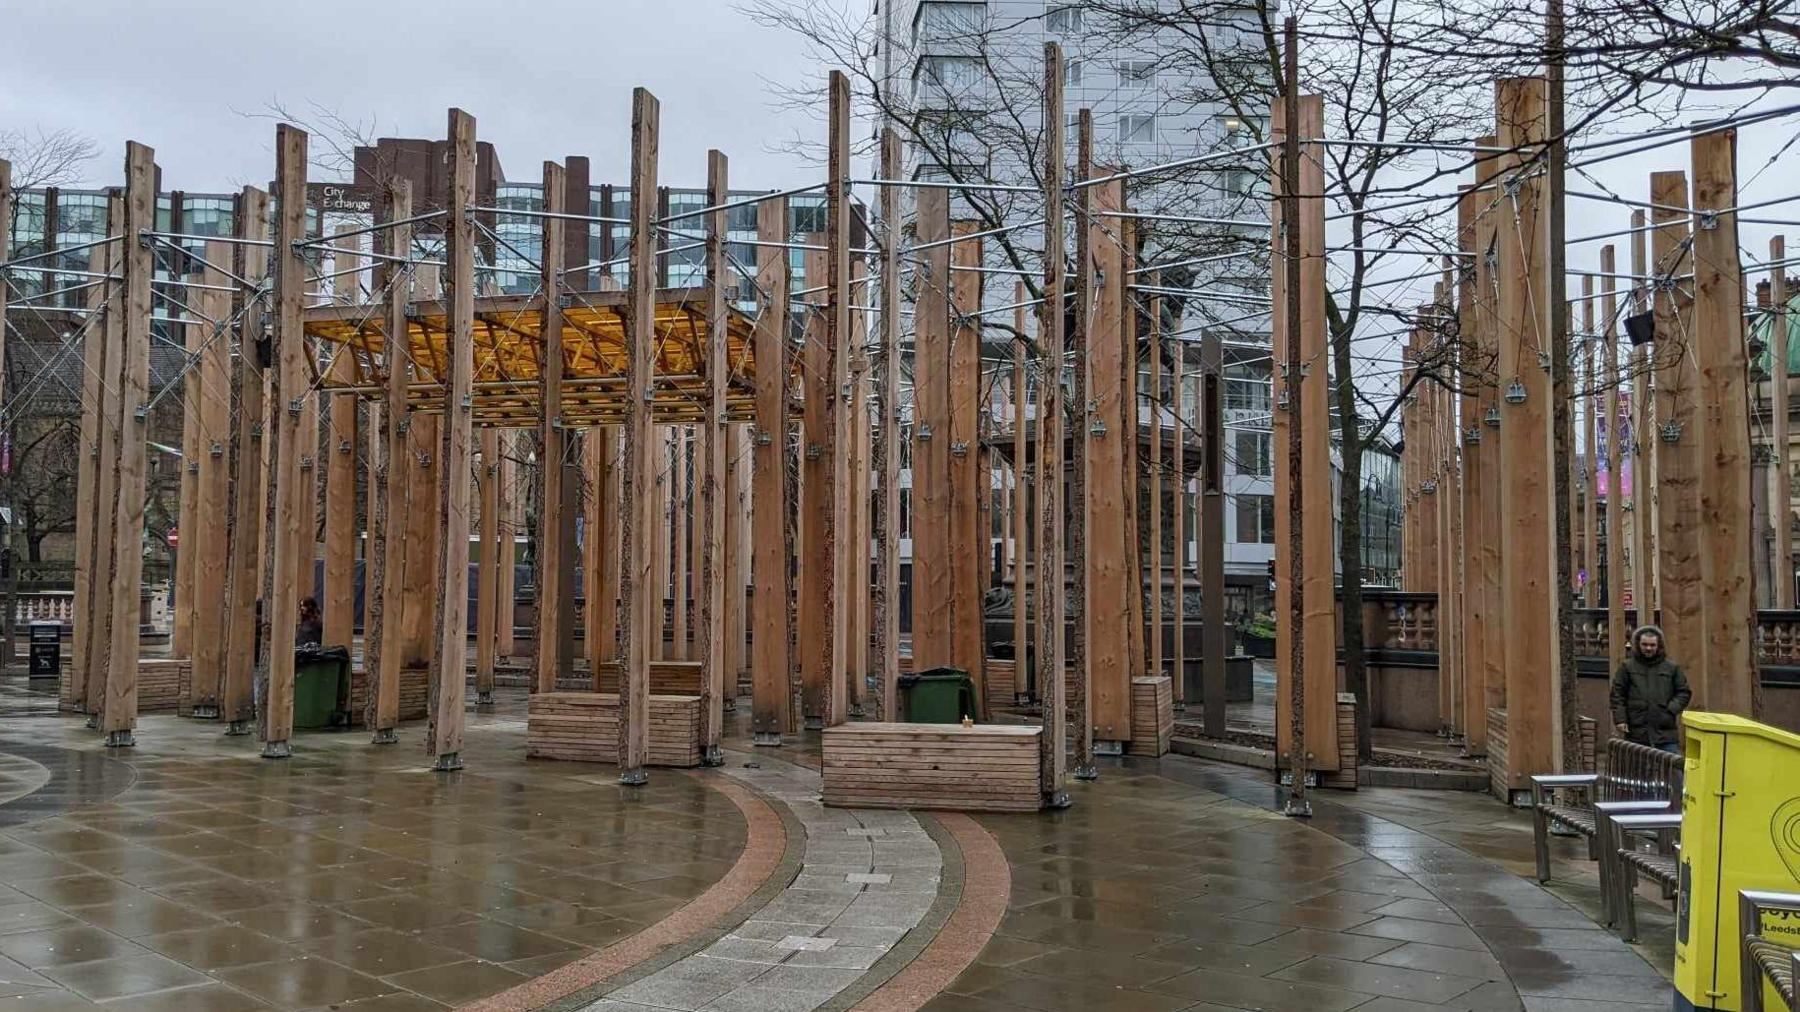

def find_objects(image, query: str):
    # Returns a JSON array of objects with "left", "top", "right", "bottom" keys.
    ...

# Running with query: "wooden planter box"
[
  {"left": 822, "top": 722, "right": 1043, "bottom": 812},
  {"left": 525, "top": 691, "right": 702, "bottom": 768},
  {"left": 1128, "top": 676, "right": 1173, "bottom": 757},
  {"left": 346, "top": 666, "right": 430, "bottom": 724},
  {"left": 555, "top": 661, "right": 705, "bottom": 696},
  {"left": 139, "top": 659, "right": 189, "bottom": 712}
]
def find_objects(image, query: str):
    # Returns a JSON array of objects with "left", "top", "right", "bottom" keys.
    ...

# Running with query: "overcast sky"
[{"left": 0, "top": 0, "right": 850, "bottom": 193}]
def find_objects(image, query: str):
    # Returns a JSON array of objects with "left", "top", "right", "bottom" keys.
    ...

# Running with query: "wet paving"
[
  {"left": 933, "top": 757, "right": 1671, "bottom": 1012},
  {"left": 0, "top": 683, "right": 745, "bottom": 1010},
  {"left": 0, "top": 676, "right": 1677, "bottom": 1012}
]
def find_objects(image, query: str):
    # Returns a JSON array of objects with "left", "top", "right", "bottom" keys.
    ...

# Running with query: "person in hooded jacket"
[{"left": 1609, "top": 625, "right": 1692, "bottom": 754}]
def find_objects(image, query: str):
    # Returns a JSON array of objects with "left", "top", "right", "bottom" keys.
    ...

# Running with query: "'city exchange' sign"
[{"left": 307, "top": 183, "right": 378, "bottom": 215}]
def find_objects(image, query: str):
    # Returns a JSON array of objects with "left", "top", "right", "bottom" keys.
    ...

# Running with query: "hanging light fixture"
[
  {"left": 1484, "top": 406, "right": 1501, "bottom": 427},
  {"left": 1504, "top": 379, "right": 1527, "bottom": 404}
]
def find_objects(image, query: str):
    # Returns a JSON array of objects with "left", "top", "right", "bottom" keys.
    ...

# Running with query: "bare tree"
[{"left": 0, "top": 127, "right": 101, "bottom": 196}]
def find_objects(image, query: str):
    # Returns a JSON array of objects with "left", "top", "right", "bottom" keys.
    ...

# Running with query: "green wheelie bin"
[{"left": 897, "top": 667, "right": 976, "bottom": 723}]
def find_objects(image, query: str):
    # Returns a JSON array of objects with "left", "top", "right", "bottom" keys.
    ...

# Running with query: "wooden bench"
[
  {"left": 526, "top": 691, "right": 702, "bottom": 768},
  {"left": 1742, "top": 890, "right": 1800, "bottom": 1011},
  {"left": 822, "top": 722, "right": 1042, "bottom": 812},
  {"left": 1531, "top": 737, "right": 1681, "bottom": 893}
]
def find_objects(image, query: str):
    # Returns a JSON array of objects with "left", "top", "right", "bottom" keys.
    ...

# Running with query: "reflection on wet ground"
[{"left": 0, "top": 675, "right": 1675, "bottom": 1012}]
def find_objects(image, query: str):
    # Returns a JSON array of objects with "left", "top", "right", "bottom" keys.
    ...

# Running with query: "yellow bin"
[{"left": 1673, "top": 711, "right": 1800, "bottom": 1011}]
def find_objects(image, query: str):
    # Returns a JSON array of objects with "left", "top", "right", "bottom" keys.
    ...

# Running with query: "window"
[
  {"left": 1234, "top": 430, "right": 1272, "bottom": 477},
  {"left": 916, "top": 1, "right": 985, "bottom": 42},
  {"left": 1045, "top": 5, "right": 1082, "bottom": 32},
  {"left": 1236, "top": 494, "right": 1277, "bottom": 544},
  {"left": 1225, "top": 359, "right": 1272, "bottom": 413},
  {"left": 1117, "top": 59, "right": 1157, "bottom": 89},
  {"left": 1119, "top": 114, "right": 1156, "bottom": 144},
  {"left": 1064, "top": 59, "right": 1083, "bottom": 86},
  {"left": 919, "top": 55, "right": 982, "bottom": 91}
]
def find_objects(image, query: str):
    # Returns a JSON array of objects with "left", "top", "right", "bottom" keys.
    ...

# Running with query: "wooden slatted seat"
[
  {"left": 822, "top": 723, "right": 1042, "bottom": 813},
  {"left": 525, "top": 691, "right": 702, "bottom": 768}
]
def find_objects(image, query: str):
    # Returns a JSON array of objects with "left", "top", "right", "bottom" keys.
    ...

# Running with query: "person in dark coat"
[
  {"left": 297, "top": 597, "right": 323, "bottom": 649},
  {"left": 1609, "top": 624, "right": 1692, "bottom": 753}
]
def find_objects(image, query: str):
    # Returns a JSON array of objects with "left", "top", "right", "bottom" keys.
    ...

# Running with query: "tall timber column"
[
  {"left": 429, "top": 108, "right": 478, "bottom": 771},
  {"left": 102, "top": 144, "right": 156, "bottom": 747},
  {"left": 800, "top": 243, "right": 831, "bottom": 725},
  {"left": 698, "top": 149, "right": 729, "bottom": 763},
  {"left": 476, "top": 430, "right": 500, "bottom": 695},
  {"left": 1630, "top": 212, "right": 1655, "bottom": 618},
  {"left": 1458, "top": 183, "right": 1492, "bottom": 751},
  {"left": 948, "top": 223, "right": 985, "bottom": 710},
  {"left": 1471, "top": 148, "right": 1505, "bottom": 728},
  {"left": 189, "top": 249, "right": 234, "bottom": 715},
  {"left": 222, "top": 187, "right": 270, "bottom": 735},
  {"left": 1038, "top": 42, "right": 1069, "bottom": 806},
  {"left": 618, "top": 89, "right": 660, "bottom": 782},
  {"left": 70, "top": 238, "right": 114, "bottom": 716},
  {"left": 750, "top": 197, "right": 792, "bottom": 744},
  {"left": 1083, "top": 169, "right": 1134, "bottom": 756},
  {"left": 1012, "top": 306, "right": 1031, "bottom": 706},
  {"left": 322, "top": 235, "right": 361, "bottom": 651},
  {"left": 1601, "top": 245, "right": 1628, "bottom": 665},
  {"left": 367, "top": 182, "right": 412, "bottom": 742},
  {"left": 263, "top": 128, "right": 309, "bottom": 758},
  {"left": 536, "top": 160, "right": 571, "bottom": 694},
  {"left": 912, "top": 190, "right": 953, "bottom": 670},
  {"left": 1650, "top": 171, "right": 1705, "bottom": 703},
  {"left": 1494, "top": 77, "right": 1560, "bottom": 792},
  {"left": 874, "top": 130, "right": 903, "bottom": 718},
  {"left": 1271, "top": 94, "right": 1337, "bottom": 776},
  {"left": 1691, "top": 128, "right": 1759, "bottom": 717},
  {"left": 820, "top": 71, "right": 852, "bottom": 727},
  {"left": 1775, "top": 239, "right": 1794, "bottom": 609}
]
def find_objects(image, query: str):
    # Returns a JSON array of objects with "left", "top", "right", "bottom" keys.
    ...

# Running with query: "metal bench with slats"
[
  {"left": 1608, "top": 811, "right": 1681, "bottom": 941},
  {"left": 1741, "top": 890, "right": 1800, "bottom": 1012},
  {"left": 1531, "top": 738, "right": 1683, "bottom": 925}
]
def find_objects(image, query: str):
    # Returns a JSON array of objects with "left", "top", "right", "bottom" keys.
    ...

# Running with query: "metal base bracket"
[
  {"left": 84, "top": 714, "right": 99, "bottom": 730},
  {"left": 1015, "top": 693, "right": 1033, "bottom": 707},
  {"left": 752, "top": 731, "right": 783, "bottom": 747},
  {"left": 190, "top": 704, "right": 220, "bottom": 719},
  {"left": 701, "top": 746, "right": 726, "bottom": 767},
  {"left": 618, "top": 769, "right": 649, "bottom": 786},
  {"left": 1073, "top": 764, "right": 1099, "bottom": 781},
  {"left": 224, "top": 720, "right": 252, "bottom": 737},
  {"left": 370, "top": 728, "right": 399, "bottom": 745},
  {"left": 261, "top": 740, "right": 292, "bottom": 759},
  {"left": 432, "top": 752, "right": 465, "bottom": 772},
  {"left": 104, "top": 729, "right": 136, "bottom": 748},
  {"left": 1043, "top": 789, "right": 1073, "bottom": 809},
  {"left": 804, "top": 716, "right": 824, "bottom": 731},
  {"left": 1094, "top": 740, "right": 1125, "bottom": 757},
  {"left": 476, "top": 692, "right": 495, "bottom": 705}
]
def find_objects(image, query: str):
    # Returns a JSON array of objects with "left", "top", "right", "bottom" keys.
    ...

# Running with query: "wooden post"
[
  {"left": 1271, "top": 94, "right": 1338, "bottom": 776},
  {"left": 1580, "top": 278, "right": 1597, "bottom": 608},
  {"left": 222, "top": 187, "right": 269, "bottom": 734},
  {"left": 1084, "top": 169, "right": 1133, "bottom": 756},
  {"left": 1171, "top": 323, "right": 1186, "bottom": 709},
  {"left": 672, "top": 430, "right": 689, "bottom": 660},
  {"left": 536, "top": 160, "right": 570, "bottom": 694},
  {"left": 1495, "top": 77, "right": 1561, "bottom": 790},
  {"left": 1201, "top": 274, "right": 1227, "bottom": 737},
  {"left": 1012, "top": 291, "right": 1031, "bottom": 705},
  {"left": 751, "top": 195, "right": 792, "bottom": 743},
  {"left": 1458, "top": 182, "right": 1491, "bottom": 752},
  {"left": 1071, "top": 109, "right": 1094, "bottom": 780},
  {"left": 366, "top": 181, "right": 411, "bottom": 742},
  {"left": 874, "top": 129, "right": 902, "bottom": 721},
  {"left": 174, "top": 309, "right": 200, "bottom": 660},
  {"left": 499, "top": 436, "right": 519, "bottom": 660},
  {"left": 1039, "top": 43, "right": 1070, "bottom": 805},
  {"left": 848, "top": 258, "right": 871, "bottom": 716},
  {"left": 949, "top": 222, "right": 984, "bottom": 711},
  {"left": 1775, "top": 238, "right": 1794, "bottom": 608},
  {"left": 476, "top": 429, "right": 500, "bottom": 692},
  {"left": 1149, "top": 282, "right": 1164, "bottom": 683},
  {"left": 1691, "top": 129, "right": 1759, "bottom": 717},
  {"left": 101, "top": 143, "right": 156, "bottom": 746},
  {"left": 1601, "top": 244, "right": 1628, "bottom": 667},
  {"left": 618, "top": 88, "right": 659, "bottom": 783},
  {"left": 189, "top": 248, "right": 234, "bottom": 714},
  {"left": 1471, "top": 145, "right": 1506, "bottom": 724},
  {"left": 70, "top": 232, "right": 113, "bottom": 715},
  {"left": 1437, "top": 285, "right": 1464, "bottom": 739},
  {"left": 1630, "top": 211, "right": 1655, "bottom": 618},
  {"left": 698, "top": 149, "right": 728, "bottom": 764},
  {"left": 322, "top": 233, "right": 360, "bottom": 650},
  {"left": 1651, "top": 171, "right": 1706, "bottom": 703},
  {"left": 914, "top": 191, "right": 952, "bottom": 670},
  {"left": 262, "top": 125, "right": 311, "bottom": 756},
  {"left": 800, "top": 241, "right": 831, "bottom": 724},
  {"left": 726, "top": 422, "right": 749, "bottom": 695},
  {"left": 429, "top": 108, "right": 478, "bottom": 770},
  {"left": 819, "top": 69, "right": 852, "bottom": 728}
]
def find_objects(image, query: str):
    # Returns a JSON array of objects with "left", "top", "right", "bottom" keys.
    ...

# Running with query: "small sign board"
[{"left": 307, "top": 183, "right": 378, "bottom": 215}]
